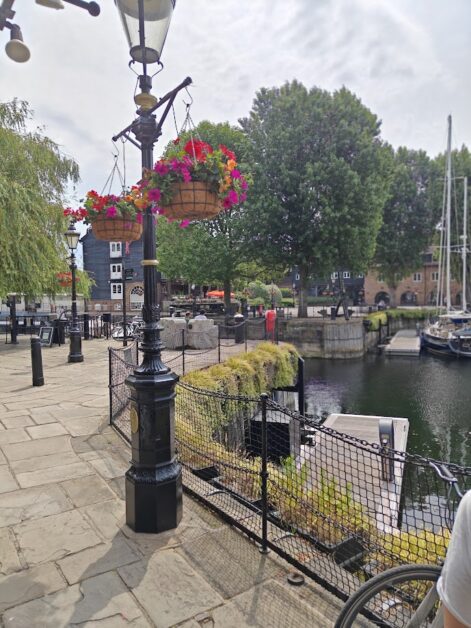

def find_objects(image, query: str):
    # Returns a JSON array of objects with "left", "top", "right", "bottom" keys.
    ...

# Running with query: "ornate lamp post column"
[
  {"left": 114, "top": 0, "right": 191, "bottom": 533},
  {"left": 64, "top": 221, "right": 84, "bottom": 363}
]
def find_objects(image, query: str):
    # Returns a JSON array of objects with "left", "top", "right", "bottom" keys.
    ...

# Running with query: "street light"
[
  {"left": 114, "top": 0, "right": 191, "bottom": 533},
  {"left": 64, "top": 221, "right": 84, "bottom": 363}
]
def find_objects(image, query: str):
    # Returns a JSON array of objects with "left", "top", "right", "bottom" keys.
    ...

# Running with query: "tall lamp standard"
[
  {"left": 113, "top": 0, "right": 191, "bottom": 533},
  {"left": 64, "top": 221, "right": 83, "bottom": 363}
]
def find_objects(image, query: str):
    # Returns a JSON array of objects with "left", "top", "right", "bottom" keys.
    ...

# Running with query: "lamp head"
[
  {"left": 64, "top": 221, "right": 80, "bottom": 251},
  {"left": 5, "top": 25, "right": 30, "bottom": 63}
]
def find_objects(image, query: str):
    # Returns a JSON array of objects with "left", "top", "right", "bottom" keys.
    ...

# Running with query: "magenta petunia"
[
  {"left": 239, "top": 192, "right": 247, "bottom": 203},
  {"left": 136, "top": 212, "right": 143, "bottom": 224},
  {"left": 230, "top": 169, "right": 241, "bottom": 179},
  {"left": 228, "top": 190, "right": 239, "bottom": 205},
  {"left": 154, "top": 162, "right": 169, "bottom": 176},
  {"left": 179, "top": 219, "right": 190, "bottom": 228},
  {"left": 106, "top": 205, "right": 117, "bottom": 218},
  {"left": 147, "top": 188, "right": 161, "bottom": 202},
  {"left": 181, "top": 168, "right": 192, "bottom": 183},
  {"left": 241, "top": 178, "right": 248, "bottom": 191},
  {"left": 223, "top": 197, "right": 232, "bottom": 209}
]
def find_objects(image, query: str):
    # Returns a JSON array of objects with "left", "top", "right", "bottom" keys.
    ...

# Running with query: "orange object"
[
  {"left": 206, "top": 290, "right": 235, "bottom": 298},
  {"left": 265, "top": 309, "right": 277, "bottom": 333}
]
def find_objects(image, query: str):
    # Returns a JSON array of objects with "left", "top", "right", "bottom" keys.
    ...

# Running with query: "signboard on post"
[
  {"left": 39, "top": 326, "right": 54, "bottom": 347},
  {"left": 125, "top": 269, "right": 134, "bottom": 281}
]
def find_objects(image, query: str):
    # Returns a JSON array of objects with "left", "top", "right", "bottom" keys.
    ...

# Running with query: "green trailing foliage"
[{"left": 365, "top": 308, "right": 431, "bottom": 331}]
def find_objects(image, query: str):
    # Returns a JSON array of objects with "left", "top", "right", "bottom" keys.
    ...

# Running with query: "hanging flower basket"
[
  {"left": 161, "top": 181, "right": 221, "bottom": 221},
  {"left": 56, "top": 272, "right": 72, "bottom": 288},
  {"left": 92, "top": 214, "right": 142, "bottom": 242}
]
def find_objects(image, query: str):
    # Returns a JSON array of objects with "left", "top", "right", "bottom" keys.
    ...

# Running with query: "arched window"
[{"left": 130, "top": 286, "right": 144, "bottom": 310}]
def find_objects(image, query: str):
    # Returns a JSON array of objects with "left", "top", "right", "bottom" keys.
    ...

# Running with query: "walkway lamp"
[
  {"left": 113, "top": 0, "right": 191, "bottom": 533},
  {"left": 64, "top": 221, "right": 84, "bottom": 363}
]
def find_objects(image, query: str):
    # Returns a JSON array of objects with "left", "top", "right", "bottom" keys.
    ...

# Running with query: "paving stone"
[
  {"left": 178, "top": 579, "right": 336, "bottom": 628},
  {"left": 50, "top": 405, "right": 99, "bottom": 420},
  {"left": 1, "top": 415, "right": 34, "bottom": 429},
  {"left": 14, "top": 509, "right": 101, "bottom": 565},
  {"left": 0, "top": 429, "right": 30, "bottom": 446},
  {"left": 0, "top": 410, "right": 31, "bottom": 421},
  {"left": 119, "top": 550, "right": 223, "bottom": 627},
  {"left": 61, "top": 416, "right": 106, "bottom": 437},
  {"left": 0, "top": 449, "right": 7, "bottom": 465},
  {"left": 25, "top": 423, "right": 67, "bottom": 439},
  {"left": 61, "top": 475, "right": 115, "bottom": 508},
  {"left": 2, "top": 435, "right": 72, "bottom": 462},
  {"left": 87, "top": 451, "right": 128, "bottom": 479},
  {"left": 109, "top": 476, "right": 126, "bottom": 499},
  {"left": 16, "top": 461, "right": 93, "bottom": 489},
  {"left": 9, "top": 451, "right": 78, "bottom": 474},
  {"left": 0, "top": 563, "right": 65, "bottom": 612},
  {"left": 2, "top": 571, "right": 144, "bottom": 627},
  {"left": 179, "top": 526, "right": 282, "bottom": 599},
  {"left": 0, "top": 467, "right": 19, "bottom": 494},
  {"left": 57, "top": 534, "right": 140, "bottom": 584},
  {"left": 80, "top": 498, "right": 124, "bottom": 540},
  {"left": 0, "top": 485, "right": 72, "bottom": 528},
  {"left": 0, "top": 528, "right": 22, "bottom": 575},
  {"left": 69, "top": 436, "right": 93, "bottom": 453}
]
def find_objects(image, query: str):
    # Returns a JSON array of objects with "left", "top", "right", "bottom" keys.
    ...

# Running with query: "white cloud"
[{"left": 2, "top": 0, "right": 470, "bottom": 201}]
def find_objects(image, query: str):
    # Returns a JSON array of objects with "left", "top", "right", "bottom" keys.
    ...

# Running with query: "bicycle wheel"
[
  {"left": 111, "top": 323, "right": 133, "bottom": 340},
  {"left": 335, "top": 564, "right": 442, "bottom": 628}
]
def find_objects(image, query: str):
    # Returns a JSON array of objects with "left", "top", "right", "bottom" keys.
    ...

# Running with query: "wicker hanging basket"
[
  {"left": 161, "top": 181, "right": 222, "bottom": 221},
  {"left": 92, "top": 215, "right": 142, "bottom": 242}
]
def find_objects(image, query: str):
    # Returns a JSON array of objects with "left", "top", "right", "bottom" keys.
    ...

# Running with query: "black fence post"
[
  {"left": 83, "top": 313, "right": 90, "bottom": 340},
  {"left": 218, "top": 324, "right": 221, "bottom": 363},
  {"left": 297, "top": 357, "right": 305, "bottom": 416},
  {"left": 244, "top": 320, "right": 248, "bottom": 353},
  {"left": 259, "top": 392, "right": 269, "bottom": 554},
  {"left": 31, "top": 336, "right": 44, "bottom": 386},
  {"left": 108, "top": 348, "right": 113, "bottom": 426},
  {"left": 182, "top": 329, "right": 186, "bottom": 376}
]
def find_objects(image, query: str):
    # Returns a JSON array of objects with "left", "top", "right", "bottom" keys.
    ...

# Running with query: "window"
[
  {"left": 413, "top": 273, "right": 422, "bottom": 282},
  {"left": 432, "top": 272, "right": 439, "bottom": 281},
  {"left": 343, "top": 271, "right": 351, "bottom": 279},
  {"left": 109, "top": 242, "right": 122, "bottom": 258},
  {"left": 111, "top": 283, "right": 122, "bottom": 299},
  {"left": 110, "top": 263, "right": 122, "bottom": 279},
  {"left": 331, "top": 272, "right": 339, "bottom": 280},
  {"left": 130, "top": 285, "right": 144, "bottom": 310},
  {"left": 357, "top": 273, "right": 364, "bottom": 279},
  {"left": 295, "top": 273, "right": 300, "bottom": 281}
]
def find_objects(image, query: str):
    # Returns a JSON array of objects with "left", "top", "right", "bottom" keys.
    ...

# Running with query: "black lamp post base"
[
  {"left": 125, "top": 462, "right": 183, "bottom": 533},
  {"left": 68, "top": 331, "right": 83, "bottom": 363}
]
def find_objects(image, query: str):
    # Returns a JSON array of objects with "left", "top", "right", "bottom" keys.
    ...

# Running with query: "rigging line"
[{"left": 171, "top": 103, "right": 179, "bottom": 138}]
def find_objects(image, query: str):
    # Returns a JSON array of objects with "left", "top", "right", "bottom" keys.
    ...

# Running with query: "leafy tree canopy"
[
  {"left": 0, "top": 100, "right": 80, "bottom": 298},
  {"left": 239, "top": 81, "right": 392, "bottom": 315}
]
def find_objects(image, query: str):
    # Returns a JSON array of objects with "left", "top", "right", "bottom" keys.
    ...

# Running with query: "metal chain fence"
[{"left": 109, "top": 336, "right": 471, "bottom": 620}]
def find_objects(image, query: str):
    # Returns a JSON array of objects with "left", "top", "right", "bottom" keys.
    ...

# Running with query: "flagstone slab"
[
  {"left": 0, "top": 528, "right": 22, "bottom": 575},
  {"left": 16, "top": 461, "right": 93, "bottom": 489},
  {"left": 80, "top": 498, "right": 125, "bottom": 540},
  {"left": 87, "top": 451, "right": 128, "bottom": 479},
  {"left": 1, "top": 415, "right": 35, "bottom": 429},
  {"left": 57, "top": 534, "right": 140, "bottom": 584},
  {"left": 60, "top": 416, "right": 105, "bottom": 437},
  {"left": 0, "top": 485, "right": 72, "bottom": 528},
  {"left": 25, "top": 423, "right": 67, "bottom": 440},
  {"left": 0, "top": 563, "right": 65, "bottom": 613},
  {"left": 14, "top": 509, "right": 101, "bottom": 566},
  {"left": 0, "top": 450, "right": 6, "bottom": 465},
  {"left": 0, "top": 429, "right": 30, "bottom": 446},
  {"left": 2, "top": 571, "right": 144, "bottom": 627},
  {"left": 0, "top": 467, "right": 19, "bottom": 494},
  {"left": 61, "top": 474, "right": 115, "bottom": 508},
  {"left": 9, "top": 451, "right": 78, "bottom": 475},
  {"left": 50, "top": 406, "right": 100, "bottom": 421},
  {"left": 118, "top": 550, "right": 223, "bottom": 628},
  {"left": 2, "top": 436, "right": 72, "bottom": 462}
]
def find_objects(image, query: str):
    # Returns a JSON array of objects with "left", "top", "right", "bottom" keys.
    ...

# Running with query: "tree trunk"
[{"left": 298, "top": 268, "right": 309, "bottom": 318}]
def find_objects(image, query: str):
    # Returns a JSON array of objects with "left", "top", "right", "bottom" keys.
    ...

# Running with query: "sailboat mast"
[
  {"left": 463, "top": 176, "right": 468, "bottom": 311},
  {"left": 446, "top": 115, "right": 452, "bottom": 312}
]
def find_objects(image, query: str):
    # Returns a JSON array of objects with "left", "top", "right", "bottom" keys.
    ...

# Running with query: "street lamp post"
[
  {"left": 64, "top": 221, "right": 84, "bottom": 363},
  {"left": 114, "top": 0, "right": 191, "bottom": 533}
]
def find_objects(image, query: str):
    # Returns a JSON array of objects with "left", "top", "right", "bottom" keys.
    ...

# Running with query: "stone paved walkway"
[{"left": 0, "top": 337, "right": 343, "bottom": 627}]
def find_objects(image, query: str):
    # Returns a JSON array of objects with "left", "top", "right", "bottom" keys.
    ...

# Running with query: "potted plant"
[
  {"left": 140, "top": 139, "right": 250, "bottom": 223},
  {"left": 63, "top": 187, "right": 145, "bottom": 242}
]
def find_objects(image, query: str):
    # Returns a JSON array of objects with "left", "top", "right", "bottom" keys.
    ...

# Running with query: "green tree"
[
  {"left": 374, "top": 148, "right": 434, "bottom": 305},
  {"left": 157, "top": 121, "right": 254, "bottom": 312},
  {"left": 240, "top": 81, "right": 392, "bottom": 317},
  {"left": 0, "top": 100, "right": 80, "bottom": 297}
]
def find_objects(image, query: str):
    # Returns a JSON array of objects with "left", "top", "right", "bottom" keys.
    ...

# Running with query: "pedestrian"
[{"left": 194, "top": 310, "right": 207, "bottom": 320}]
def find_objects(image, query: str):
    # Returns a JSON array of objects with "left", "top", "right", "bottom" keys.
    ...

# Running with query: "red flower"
[
  {"left": 173, "top": 137, "right": 180, "bottom": 145},
  {"left": 184, "top": 139, "right": 213, "bottom": 162},
  {"left": 219, "top": 144, "right": 236, "bottom": 161}
]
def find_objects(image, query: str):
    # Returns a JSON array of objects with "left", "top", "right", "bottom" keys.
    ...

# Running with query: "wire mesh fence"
[{"left": 109, "top": 340, "right": 471, "bottom": 615}]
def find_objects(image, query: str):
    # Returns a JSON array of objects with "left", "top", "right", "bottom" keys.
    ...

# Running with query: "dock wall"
[{"left": 277, "top": 318, "right": 365, "bottom": 359}]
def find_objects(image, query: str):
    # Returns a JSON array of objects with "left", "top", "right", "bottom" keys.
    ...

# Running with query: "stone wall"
[{"left": 277, "top": 318, "right": 365, "bottom": 359}]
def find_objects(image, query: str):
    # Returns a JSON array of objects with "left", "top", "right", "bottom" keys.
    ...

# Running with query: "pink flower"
[
  {"left": 179, "top": 219, "right": 190, "bottom": 228},
  {"left": 136, "top": 213, "right": 143, "bottom": 224},
  {"left": 106, "top": 205, "right": 117, "bottom": 218},
  {"left": 228, "top": 190, "right": 239, "bottom": 205},
  {"left": 154, "top": 162, "right": 169, "bottom": 176},
  {"left": 241, "top": 178, "right": 248, "bottom": 191},
  {"left": 181, "top": 168, "right": 192, "bottom": 183},
  {"left": 148, "top": 188, "right": 161, "bottom": 202},
  {"left": 239, "top": 192, "right": 247, "bottom": 203},
  {"left": 170, "top": 158, "right": 182, "bottom": 171},
  {"left": 223, "top": 197, "right": 232, "bottom": 209},
  {"left": 230, "top": 169, "right": 241, "bottom": 179}
]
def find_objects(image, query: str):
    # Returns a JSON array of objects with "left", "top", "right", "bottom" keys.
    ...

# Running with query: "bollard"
[
  {"left": 31, "top": 336, "right": 44, "bottom": 386},
  {"left": 83, "top": 313, "right": 90, "bottom": 340}
]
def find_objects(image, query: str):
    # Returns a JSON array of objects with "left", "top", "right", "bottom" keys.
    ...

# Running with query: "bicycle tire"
[{"left": 335, "top": 564, "right": 442, "bottom": 628}]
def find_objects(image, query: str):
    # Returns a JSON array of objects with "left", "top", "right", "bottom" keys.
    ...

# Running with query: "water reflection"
[{"left": 304, "top": 354, "right": 471, "bottom": 467}]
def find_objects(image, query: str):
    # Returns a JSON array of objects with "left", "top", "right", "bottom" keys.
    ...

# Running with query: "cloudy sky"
[{"left": 2, "top": 0, "right": 471, "bottom": 203}]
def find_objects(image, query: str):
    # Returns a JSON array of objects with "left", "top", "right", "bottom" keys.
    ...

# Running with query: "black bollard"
[
  {"left": 83, "top": 313, "right": 90, "bottom": 340},
  {"left": 31, "top": 336, "right": 44, "bottom": 386}
]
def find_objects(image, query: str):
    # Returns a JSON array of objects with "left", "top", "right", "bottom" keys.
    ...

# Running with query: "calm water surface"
[{"left": 304, "top": 354, "right": 471, "bottom": 467}]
